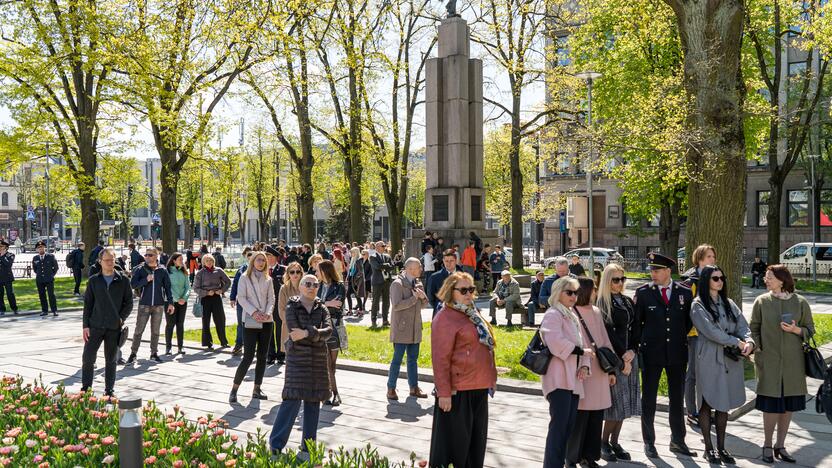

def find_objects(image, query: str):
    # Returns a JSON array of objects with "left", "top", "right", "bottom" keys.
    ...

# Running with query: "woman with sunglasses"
[
  {"left": 269, "top": 274, "right": 332, "bottom": 460},
  {"left": 541, "top": 276, "right": 594, "bottom": 468},
  {"left": 229, "top": 251, "right": 275, "bottom": 404},
  {"left": 276, "top": 262, "right": 304, "bottom": 357},
  {"left": 690, "top": 265, "right": 752, "bottom": 464},
  {"left": 429, "top": 272, "right": 497, "bottom": 468},
  {"left": 316, "top": 260, "right": 346, "bottom": 407},
  {"left": 596, "top": 263, "right": 640, "bottom": 462}
]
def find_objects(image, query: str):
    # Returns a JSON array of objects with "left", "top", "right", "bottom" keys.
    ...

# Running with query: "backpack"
[
  {"left": 816, "top": 360, "right": 832, "bottom": 424},
  {"left": 66, "top": 251, "right": 75, "bottom": 269}
]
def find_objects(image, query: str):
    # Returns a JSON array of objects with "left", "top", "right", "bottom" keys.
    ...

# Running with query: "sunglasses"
[
  {"left": 710, "top": 276, "right": 724, "bottom": 282},
  {"left": 144, "top": 254, "right": 156, "bottom": 257},
  {"left": 563, "top": 289, "right": 578, "bottom": 297},
  {"left": 454, "top": 287, "right": 477, "bottom": 295},
  {"left": 301, "top": 281, "right": 320, "bottom": 289},
  {"left": 288, "top": 270, "right": 303, "bottom": 275},
  {"left": 611, "top": 277, "right": 626, "bottom": 284}
]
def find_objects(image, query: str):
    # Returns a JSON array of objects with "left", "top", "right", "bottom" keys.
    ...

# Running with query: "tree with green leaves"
[
  {"left": 98, "top": 154, "right": 148, "bottom": 242},
  {"left": 482, "top": 125, "right": 538, "bottom": 227}
]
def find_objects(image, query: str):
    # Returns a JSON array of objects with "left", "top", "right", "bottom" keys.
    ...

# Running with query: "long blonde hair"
[
  {"left": 245, "top": 251, "right": 268, "bottom": 279},
  {"left": 597, "top": 263, "right": 626, "bottom": 324}
]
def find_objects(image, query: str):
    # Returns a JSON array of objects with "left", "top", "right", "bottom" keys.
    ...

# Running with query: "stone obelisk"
[{"left": 406, "top": 14, "right": 498, "bottom": 256}]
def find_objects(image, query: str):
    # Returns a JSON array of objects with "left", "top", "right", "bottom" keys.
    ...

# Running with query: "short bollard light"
[{"left": 118, "top": 397, "right": 143, "bottom": 468}]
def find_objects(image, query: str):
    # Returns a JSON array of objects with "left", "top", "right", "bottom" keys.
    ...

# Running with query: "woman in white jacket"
[{"left": 229, "top": 251, "right": 275, "bottom": 403}]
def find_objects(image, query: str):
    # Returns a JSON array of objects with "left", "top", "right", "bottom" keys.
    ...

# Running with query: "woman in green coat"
[
  {"left": 165, "top": 253, "right": 191, "bottom": 356},
  {"left": 750, "top": 264, "right": 815, "bottom": 464}
]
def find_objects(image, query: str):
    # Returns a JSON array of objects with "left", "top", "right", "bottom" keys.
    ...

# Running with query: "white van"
[{"left": 779, "top": 242, "right": 832, "bottom": 276}]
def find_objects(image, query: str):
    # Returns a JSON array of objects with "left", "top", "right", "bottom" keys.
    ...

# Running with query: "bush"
[{"left": 0, "top": 376, "right": 425, "bottom": 467}]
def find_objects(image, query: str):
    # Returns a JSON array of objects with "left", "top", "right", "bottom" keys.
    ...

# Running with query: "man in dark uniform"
[
  {"left": 128, "top": 243, "right": 143, "bottom": 270},
  {"left": 265, "top": 245, "right": 286, "bottom": 365},
  {"left": 0, "top": 240, "right": 18, "bottom": 315},
  {"left": 67, "top": 242, "right": 86, "bottom": 295},
  {"left": 634, "top": 252, "right": 696, "bottom": 458},
  {"left": 33, "top": 240, "right": 59, "bottom": 317}
]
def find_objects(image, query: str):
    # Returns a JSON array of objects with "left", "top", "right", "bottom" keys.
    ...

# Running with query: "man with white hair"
[
  {"left": 387, "top": 257, "right": 428, "bottom": 400},
  {"left": 538, "top": 256, "right": 573, "bottom": 310},
  {"left": 489, "top": 270, "right": 521, "bottom": 326}
]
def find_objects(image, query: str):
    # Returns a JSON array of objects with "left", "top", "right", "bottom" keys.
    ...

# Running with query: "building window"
[
  {"left": 433, "top": 195, "right": 449, "bottom": 222},
  {"left": 555, "top": 36, "right": 570, "bottom": 67},
  {"left": 787, "top": 190, "right": 809, "bottom": 226},
  {"left": 757, "top": 191, "right": 770, "bottom": 226},
  {"left": 0, "top": 192, "right": 7, "bottom": 207},
  {"left": 756, "top": 247, "right": 768, "bottom": 260},
  {"left": 471, "top": 195, "right": 482, "bottom": 222},
  {"left": 788, "top": 61, "right": 807, "bottom": 77},
  {"left": 821, "top": 190, "right": 832, "bottom": 226}
]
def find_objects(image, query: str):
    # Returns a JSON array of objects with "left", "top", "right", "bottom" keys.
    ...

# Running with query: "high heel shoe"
[
  {"left": 718, "top": 449, "right": 736, "bottom": 465},
  {"left": 761, "top": 446, "right": 774, "bottom": 464},
  {"left": 774, "top": 447, "right": 795, "bottom": 463},
  {"left": 228, "top": 389, "right": 238, "bottom": 404}
]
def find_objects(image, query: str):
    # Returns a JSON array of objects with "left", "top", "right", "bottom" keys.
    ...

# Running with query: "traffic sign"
[
  {"left": 559, "top": 210, "right": 567, "bottom": 233},
  {"left": 26, "top": 210, "right": 35, "bottom": 221},
  {"left": 152, "top": 213, "right": 160, "bottom": 223}
]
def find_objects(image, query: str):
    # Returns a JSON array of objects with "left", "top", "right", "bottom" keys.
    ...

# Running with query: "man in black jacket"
[
  {"left": 128, "top": 243, "right": 143, "bottom": 270},
  {"left": 265, "top": 245, "right": 286, "bottom": 364},
  {"left": 634, "top": 252, "right": 695, "bottom": 459},
  {"left": 0, "top": 240, "right": 17, "bottom": 315},
  {"left": 33, "top": 240, "right": 59, "bottom": 317},
  {"left": 426, "top": 249, "right": 462, "bottom": 317},
  {"left": 751, "top": 256, "right": 767, "bottom": 288},
  {"left": 82, "top": 248, "right": 133, "bottom": 396},
  {"left": 525, "top": 270, "right": 546, "bottom": 326},
  {"left": 127, "top": 247, "right": 173, "bottom": 364},
  {"left": 369, "top": 241, "right": 395, "bottom": 327},
  {"left": 67, "top": 242, "right": 86, "bottom": 295}
]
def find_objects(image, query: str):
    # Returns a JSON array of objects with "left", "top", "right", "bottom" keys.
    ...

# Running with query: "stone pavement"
[{"left": 2, "top": 298, "right": 832, "bottom": 467}]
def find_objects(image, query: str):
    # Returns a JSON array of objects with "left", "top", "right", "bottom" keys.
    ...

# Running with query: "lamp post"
[
  {"left": 808, "top": 154, "right": 820, "bottom": 284},
  {"left": 575, "top": 71, "right": 602, "bottom": 273},
  {"left": 45, "top": 143, "right": 51, "bottom": 243}
]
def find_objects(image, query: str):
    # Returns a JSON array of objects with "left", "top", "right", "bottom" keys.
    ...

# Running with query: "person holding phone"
[{"left": 751, "top": 264, "right": 815, "bottom": 464}]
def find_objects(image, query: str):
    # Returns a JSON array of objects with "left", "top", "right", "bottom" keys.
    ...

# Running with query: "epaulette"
[
  {"left": 676, "top": 282, "right": 692, "bottom": 290},
  {"left": 635, "top": 283, "right": 650, "bottom": 291}
]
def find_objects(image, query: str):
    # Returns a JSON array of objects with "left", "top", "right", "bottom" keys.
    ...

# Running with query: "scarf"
[
  {"left": 555, "top": 303, "right": 583, "bottom": 348},
  {"left": 771, "top": 291, "right": 793, "bottom": 300},
  {"left": 205, "top": 266, "right": 215, "bottom": 273},
  {"left": 450, "top": 302, "right": 495, "bottom": 350}
]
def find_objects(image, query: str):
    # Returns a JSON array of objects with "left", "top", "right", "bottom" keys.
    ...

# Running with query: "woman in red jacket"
[{"left": 429, "top": 272, "right": 497, "bottom": 468}]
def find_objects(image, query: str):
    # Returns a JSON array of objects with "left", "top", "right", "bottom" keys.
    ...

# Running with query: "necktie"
[{"left": 661, "top": 287, "right": 669, "bottom": 306}]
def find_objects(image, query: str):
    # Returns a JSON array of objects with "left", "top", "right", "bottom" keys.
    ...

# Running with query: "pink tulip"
[
  {"left": 102, "top": 436, "right": 115, "bottom": 446},
  {"left": 216, "top": 453, "right": 227, "bottom": 461},
  {"left": 145, "top": 456, "right": 157, "bottom": 464},
  {"left": 102, "top": 454, "right": 115, "bottom": 464},
  {"left": 173, "top": 461, "right": 185, "bottom": 468},
  {"left": 171, "top": 446, "right": 181, "bottom": 455},
  {"left": 33, "top": 455, "right": 44, "bottom": 463},
  {"left": 157, "top": 448, "right": 167, "bottom": 456},
  {"left": 3, "top": 428, "right": 20, "bottom": 438}
]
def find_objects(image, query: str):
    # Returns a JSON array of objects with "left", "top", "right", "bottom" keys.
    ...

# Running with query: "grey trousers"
[
  {"left": 131, "top": 305, "right": 164, "bottom": 356},
  {"left": 489, "top": 298, "right": 520, "bottom": 321},
  {"left": 685, "top": 335, "right": 698, "bottom": 416}
]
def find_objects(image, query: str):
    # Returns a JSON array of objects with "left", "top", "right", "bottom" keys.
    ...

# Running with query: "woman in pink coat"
[
  {"left": 566, "top": 277, "right": 616, "bottom": 467},
  {"left": 541, "top": 276, "right": 594, "bottom": 468}
]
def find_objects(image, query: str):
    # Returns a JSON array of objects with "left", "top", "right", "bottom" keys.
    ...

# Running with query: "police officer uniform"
[
  {"left": 634, "top": 253, "right": 695, "bottom": 458},
  {"left": 0, "top": 240, "right": 18, "bottom": 315},
  {"left": 33, "top": 240, "right": 59, "bottom": 317}
]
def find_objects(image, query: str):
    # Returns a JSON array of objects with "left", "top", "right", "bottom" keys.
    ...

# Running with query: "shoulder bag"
[
  {"left": 519, "top": 329, "right": 553, "bottom": 375},
  {"left": 192, "top": 297, "right": 203, "bottom": 318},
  {"left": 243, "top": 275, "right": 265, "bottom": 329},
  {"left": 100, "top": 276, "right": 130, "bottom": 348},
  {"left": 576, "top": 311, "right": 622, "bottom": 373},
  {"left": 805, "top": 336, "right": 827, "bottom": 380}
]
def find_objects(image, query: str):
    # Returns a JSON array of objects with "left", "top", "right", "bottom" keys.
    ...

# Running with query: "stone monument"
[{"left": 405, "top": 12, "right": 500, "bottom": 257}]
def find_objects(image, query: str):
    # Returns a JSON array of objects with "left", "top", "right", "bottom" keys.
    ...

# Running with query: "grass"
[{"left": 3, "top": 277, "right": 85, "bottom": 312}]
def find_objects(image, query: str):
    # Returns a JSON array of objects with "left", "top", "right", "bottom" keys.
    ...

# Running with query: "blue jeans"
[
  {"left": 269, "top": 400, "right": 321, "bottom": 452},
  {"left": 387, "top": 343, "right": 420, "bottom": 390},
  {"left": 235, "top": 304, "right": 244, "bottom": 347}
]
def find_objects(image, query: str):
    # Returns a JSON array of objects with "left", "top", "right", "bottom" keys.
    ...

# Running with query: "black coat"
[
  {"left": 67, "top": 248, "right": 85, "bottom": 271},
  {"left": 83, "top": 271, "right": 133, "bottom": 330},
  {"left": 129, "top": 249, "right": 144, "bottom": 270},
  {"left": 634, "top": 281, "right": 693, "bottom": 367},
  {"left": 369, "top": 252, "right": 394, "bottom": 286},
  {"left": 0, "top": 252, "right": 14, "bottom": 284},
  {"left": 282, "top": 297, "right": 333, "bottom": 402},
  {"left": 270, "top": 263, "right": 285, "bottom": 313},
  {"left": 527, "top": 279, "right": 543, "bottom": 306},
  {"left": 604, "top": 293, "right": 639, "bottom": 357},
  {"left": 33, "top": 253, "right": 59, "bottom": 284}
]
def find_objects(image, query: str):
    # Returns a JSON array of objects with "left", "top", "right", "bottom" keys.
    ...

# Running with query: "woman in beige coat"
[
  {"left": 277, "top": 262, "right": 303, "bottom": 354},
  {"left": 386, "top": 258, "right": 429, "bottom": 400}
]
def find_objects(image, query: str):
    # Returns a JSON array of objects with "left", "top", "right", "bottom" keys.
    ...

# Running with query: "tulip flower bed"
[{"left": 0, "top": 376, "right": 422, "bottom": 467}]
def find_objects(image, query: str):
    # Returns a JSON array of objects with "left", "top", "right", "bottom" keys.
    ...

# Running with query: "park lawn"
[{"left": 6, "top": 277, "right": 85, "bottom": 312}]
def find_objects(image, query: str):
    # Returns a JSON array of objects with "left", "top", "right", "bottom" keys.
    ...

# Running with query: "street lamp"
[
  {"left": 44, "top": 143, "right": 51, "bottom": 244},
  {"left": 575, "top": 70, "right": 602, "bottom": 273},
  {"left": 807, "top": 154, "right": 820, "bottom": 284}
]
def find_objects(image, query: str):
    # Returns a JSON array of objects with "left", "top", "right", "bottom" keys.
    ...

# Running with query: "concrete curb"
[{"left": 0, "top": 307, "right": 83, "bottom": 319}]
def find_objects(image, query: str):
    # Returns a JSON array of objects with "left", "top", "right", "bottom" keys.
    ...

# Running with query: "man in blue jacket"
[
  {"left": 127, "top": 247, "right": 173, "bottom": 364},
  {"left": 33, "top": 240, "right": 59, "bottom": 317},
  {"left": 426, "top": 249, "right": 462, "bottom": 317},
  {"left": 537, "top": 256, "right": 573, "bottom": 310},
  {"left": 0, "top": 240, "right": 17, "bottom": 315}
]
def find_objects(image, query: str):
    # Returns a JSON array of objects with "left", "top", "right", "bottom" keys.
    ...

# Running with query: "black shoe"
[
  {"left": 565, "top": 463, "right": 577, "bottom": 468},
  {"left": 40, "top": 312, "right": 48, "bottom": 317},
  {"left": 270, "top": 448, "right": 281, "bottom": 460},
  {"left": 252, "top": 389, "right": 268, "bottom": 400},
  {"left": 761, "top": 447, "right": 774, "bottom": 464},
  {"left": 687, "top": 413, "right": 699, "bottom": 426},
  {"left": 774, "top": 447, "right": 795, "bottom": 463},
  {"left": 506, "top": 321, "right": 513, "bottom": 327},
  {"left": 669, "top": 441, "right": 697, "bottom": 457},
  {"left": 103, "top": 390, "right": 115, "bottom": 398},
  {"left": 266, "top": 358, "right": 276, "bottom": 365},
  {"left": 125, "top": 353, "right": 137, "bottom": 365},
  {"left": 703, "top": 449, "right": 720, "bottom": 464},
  {"left": 579, "top": 460, "right": 600, "bottom": 468},
  {"left": 610, "top": 442, "right": 631, "bottom": 461},
  {"left": 117, "top": 357, "right": 126, "bottom": 365},
  {"left": 382, "top": 321, "right": 390, "bottom": 328},
  {"left": 490, "top": 319, "right": 497, "bottom": 326},
  {"left": 371, "top": 321, "right": 378, "bottom": 329},
  {"left": 229, "top": 390, "right": 238, "bottom": 404},
  {"left": 600, "top": 442, "right": 617, "bottom": 462},
  {"left": 718, "top": 449, "right": 736, "bottom": 465},
  {"left": 0, "top": 311, "right": 4, "bottom": 316},
  {"left": 644, "top": 443, "right": 659, "bottom": 458},
  {"left": 206, "top": 345, "right": 214, "bottom": 351},
  {"left": 52, "top": 311, "right": 57, "bottom": 317},
  {"left": 276, "top": 357, "right": 285, "bottom": 365},
  {"left": 178, "top": 348, "right": 185, "bottom": 355},
  {"left": 12, "top": 309, "right": 17, "bottom": 315},
  {"left": 150, "top": 354, "right": 162, "bottom": 363},
  {"left": 231, "top": 344, "right": 243, "bottom": 355},
  {"left": 165, "top": 347, "right": 172, "bottom": 356}
]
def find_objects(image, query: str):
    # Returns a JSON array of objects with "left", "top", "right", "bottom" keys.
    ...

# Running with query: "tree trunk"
[
  {"left": 159, "top": 161, "right": 180, "bottom": 255},
  {"left": 79, "top": 193, "right": 100, "bottom": 276},
  {"left": 659, "top": 197, "right": 682, "bottom": 274},
  {"left": 297, "top": 165, "right": 315, "bottom": 246},
  {"left": 667, "top": 0, "right": 747, "bottom": 304},
  {"left": 509, "top": 96, "right": 524, "bottom": 269},
  {"left": 766, "top": 173, "right": 785, "bottom": 266}
]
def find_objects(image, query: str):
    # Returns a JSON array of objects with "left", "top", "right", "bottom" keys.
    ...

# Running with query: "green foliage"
[
  {"left": 483, "top": 126, "right": 539, "bottom": 226},
  {"left": 98, "top": 155, "right": 148, "bottom": 240}
]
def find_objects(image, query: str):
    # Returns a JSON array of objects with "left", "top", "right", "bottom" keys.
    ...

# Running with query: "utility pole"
[
  {"left": 576, "top": 71, "right": 602, "bottom": 273},
  {"left": 45, "top": 142, "right": 51, "bottom": 243}
]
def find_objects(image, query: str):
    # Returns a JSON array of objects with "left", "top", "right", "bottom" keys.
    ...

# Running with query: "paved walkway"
[{"left": 2, "top": 297, "right": 832, "bottom": 467}]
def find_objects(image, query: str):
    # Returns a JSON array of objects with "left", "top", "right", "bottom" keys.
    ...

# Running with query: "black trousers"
[
  {"left": 429, "top": 389, "right": 489, "bottom": 468},
  {"left": 566, "top": 409, "right": 604, "bottom": 464},
  {"left": 201, "top": 295, "right": 228, "bottom": 347},
  {"left": 81, "top": 327, "right": 121, "bottom": 394},
  {"left": 641, "top": 363, "right": 686, "bottom": 444},
  {"left": 234, "top": 323, "right": 273, "bottom": 386},
  {"left": 37, "top": 281, "right": 57, "bottom": 313},
  {"left": 371, "top": 280, "right": 391, "bottom": 323},
  {"left": 165, "top": 302, "right": 187, "bottom": 349},
  {"left": 544, "top": 389, "right": 579, "bottom": 468},
  {"left": 72, "top": 268, "right": 83, "bottom": 294},
  {"left": 0, "top": 282, "right": 17, "bottom": 311}
]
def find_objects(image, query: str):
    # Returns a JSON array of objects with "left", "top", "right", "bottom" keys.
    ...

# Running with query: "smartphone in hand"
[{"left": 781, "top": 312, "right": 793, "bottom": 324}]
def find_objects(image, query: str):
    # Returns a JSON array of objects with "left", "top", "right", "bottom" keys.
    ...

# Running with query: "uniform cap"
[{"left": 647, "top": 252, "right": 675, "bottom": 270}]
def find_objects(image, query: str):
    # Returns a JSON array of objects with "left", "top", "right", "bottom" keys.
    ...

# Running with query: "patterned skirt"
[{"left": 604, "top": 357, "right": 642, "bottom": 420}]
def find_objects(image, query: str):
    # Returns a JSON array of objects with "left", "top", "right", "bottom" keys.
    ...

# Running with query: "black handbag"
[
  {"left": 804, "top": 336, "right": 827, "bottom": 380},
  {"left": 576, "top": 311, "right": 622, "bottom": 373},
  {"left": 520, "top": 329, "right": 553, "bottom": 375}
]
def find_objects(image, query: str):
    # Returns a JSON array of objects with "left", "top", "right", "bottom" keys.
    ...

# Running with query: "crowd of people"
[{"left": 1, "top": 233, "right": 814, "bottom": 467}]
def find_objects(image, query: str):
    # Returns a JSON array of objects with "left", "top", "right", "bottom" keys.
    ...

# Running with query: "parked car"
[
  {"left": 21, "top": 236, "right": 61, "bottom": 253},
  {"left": 544, "top": 248, "right": 624, "bottom": 271},
  {"left": 502, "top": 247, "right": 530, "bottom": 267},
  {"left": 677, "top": 247, "right": 686, "bottom": 271},
  {"left": 780, "top": 242, "right": 832, "bottom": 276}
]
